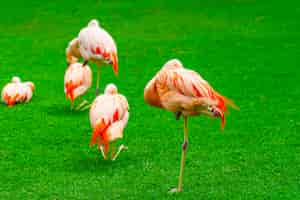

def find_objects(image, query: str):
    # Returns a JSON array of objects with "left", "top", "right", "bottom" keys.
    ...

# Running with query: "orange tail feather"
[
  {"left": 65, "top": 81, "right": 76, "bottom": 103},
  {"left": 215, "top": 91, "right": 239, "bottom": 111},
  {"left": 90, "top": 119, "right": 110, "bottom": 151},
  {"left": 5, "top": 93, "right": 19, "bottom": 107},
  {"left": 111, "top": 52, "right": 118, "bottom": 76}
]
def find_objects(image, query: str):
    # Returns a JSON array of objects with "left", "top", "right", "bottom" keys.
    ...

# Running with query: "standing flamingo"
[
  {"left": 66, "top": 19, "right": 118, "bottom": 96},
  {"left": 144, "top": 59, "right": 238, "bottom": 193},
  {"left": 89, "top": 83, "right": 129, "bottom": 160},
  {"left": 1, "top": 76, "right": 35, "bottom": 107},
  {"left": 64, "top": 62, "right": 92, "bottom": 110}
]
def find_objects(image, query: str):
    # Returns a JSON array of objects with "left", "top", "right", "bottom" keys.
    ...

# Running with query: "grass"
[{"left": 0, "top": 0, "right": 300, "bottom": 199}]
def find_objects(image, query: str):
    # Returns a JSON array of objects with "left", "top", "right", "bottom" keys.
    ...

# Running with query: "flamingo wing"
[
  {"left": 165, "top": 68, "right": 238, "bottom": 111},
  {"left": 64, "top": 63, "right": 86, "bottom": 100},
  {"left": 1, "top": 83, "right": 22, "bottom": 106},
  {"left": 89, "top": 94, "right": 129, "bottom": 146},
  {"left": 79, "top": 26, "right": 117, "bottom": 61},
  {"left": 89, "top": 95, "right": 120, "bottom": 128}
]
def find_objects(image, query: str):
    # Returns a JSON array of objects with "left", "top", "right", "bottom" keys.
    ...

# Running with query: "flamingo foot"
[
  {"left": 111, "top": 144, "right": 128, "bottom": 161},
  {"left": 95, "top": 88, "right": 100, "bottom": 96},
  {"left": 168, "top": 188, "right": 182, "bottom": 193},
  {"left": 98, "top": 145, "right": 107, "bottom": 160},
  {"left": 75, "top": 100, "right": 90, "bottom": 111}
]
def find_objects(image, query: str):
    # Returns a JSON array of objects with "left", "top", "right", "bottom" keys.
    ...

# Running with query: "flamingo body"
[
  {"left": 66, "top": 19, "right": 118, "bottom": 74},
  {"left": 144, "top": 59, "right": 237, "bottom": 128},
  {"left": 89, "top": 84, "right": 129, "bottom": 154},
  {"left": 1, "top": 76, "right": 35, "bottom": 107},
  {"left": 64, "top": 62, "right": 92, "bottom": 104}
]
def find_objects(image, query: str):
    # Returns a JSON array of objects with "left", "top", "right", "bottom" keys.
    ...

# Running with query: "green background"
[{"left": 0, "top": 0, "right": 299, "bottom": 199}]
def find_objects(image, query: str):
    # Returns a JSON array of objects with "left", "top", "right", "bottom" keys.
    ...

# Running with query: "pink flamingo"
[{"left": 144, "top": 59, "right": 238, "bottom": 192}]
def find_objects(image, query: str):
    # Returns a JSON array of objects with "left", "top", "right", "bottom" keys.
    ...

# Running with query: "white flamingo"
[
  {"left": 64, "top": 62, "right": 92, "bottom": 110},
  {"left": 89, "top": 84, "right": 129, "bottom": 160},
  {"left": 1, "top": 76, "right": 35, "bottom": 107}
]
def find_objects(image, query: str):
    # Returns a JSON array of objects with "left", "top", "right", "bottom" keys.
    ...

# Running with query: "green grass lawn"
[{"left": 0, "top": 0, "right": 299, "bottom": 199}]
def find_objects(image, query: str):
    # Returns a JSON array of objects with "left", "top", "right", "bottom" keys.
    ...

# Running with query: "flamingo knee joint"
[{"left": 182, "top": 141, "right": 188, "bottom": 151}]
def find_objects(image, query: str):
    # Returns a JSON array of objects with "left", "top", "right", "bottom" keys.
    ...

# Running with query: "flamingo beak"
[
  {"left": 212, "top": 108, "right": 225, "bottom": 129},
  {"left": 220, "top": 112, "right": 225, "bottom": 130},
  {"left": 110, "top": 52, "right": 118, "bottom": 76}
]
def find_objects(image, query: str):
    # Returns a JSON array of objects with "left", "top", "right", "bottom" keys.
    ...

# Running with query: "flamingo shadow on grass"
[
  {"left": 44, "top": 103, "right": 88, "bottom": 116},
  {"left": 66, "top": 150, "right": 137, "bottom": 173}
]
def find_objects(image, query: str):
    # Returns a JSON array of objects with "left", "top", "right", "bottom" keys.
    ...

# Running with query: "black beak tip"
[{"left": 212, "top": 108, "right": 220, "bottom": 117}]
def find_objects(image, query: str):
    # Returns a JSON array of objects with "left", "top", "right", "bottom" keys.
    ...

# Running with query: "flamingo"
[
  {"left": 64, "top": 62, "right": 92, "bottom": 110},
  {"left": 1, "top": 76, "right": 35, "bottom": 107},
  {"left": 66, "top": 19, "right": 118, "bottom": 96},
  {"left": 89, "top": 83, "right": 129, "bottom": 160},
  {"left": 144, "top": 59, "right": 238, "bottom": 193}
]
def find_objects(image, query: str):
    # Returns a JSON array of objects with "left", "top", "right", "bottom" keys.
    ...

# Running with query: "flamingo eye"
[{"left": 106, "top": 58, "right": 113, "bottom": 64}]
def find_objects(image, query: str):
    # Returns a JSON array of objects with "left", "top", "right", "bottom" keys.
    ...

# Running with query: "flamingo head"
[
  {"left": 106, "top": 52, "right": 118, "bottom": 75},
  {"left": 207, "top": 106, "right": 225, "bottom": 129},
  {"left": 66, "top": 38, "right": 80, "bottom": 66},
  {"left": 66, "top": 48, "right": 78, "bottom": 66},
  {"left": 104, "top": 83, "right": 118, "bottom": 95},
  {"left": 66, "top": 49, "right": 78, "bottom": 66}
]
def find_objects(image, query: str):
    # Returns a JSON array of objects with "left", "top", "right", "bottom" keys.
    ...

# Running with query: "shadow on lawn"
[
  {"left": 66, "top": 151, "right": 137, "bottom": 173},
  {"left": 44, "top": 103, "right": 88, "bottom": 116}
]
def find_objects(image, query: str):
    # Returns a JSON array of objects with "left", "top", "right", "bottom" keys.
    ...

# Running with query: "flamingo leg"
[
  {"left": 110, "top": 141, "right": 116, "bottom": 160},
  {"left": 78, "top": 102, "right": 92, "bottom": 111},
  {"left": 170, "top": 116, "right": 188, "bottom": 193},
  {"left": 70, "top": 99, "right": 75, "bottom": 110},
  {"left": 175, "top": 111, "right": 182, "bottom": 120},
  {"left": 111, "top": 144, "right": 128, "bottom": 161},
  {"left": 98, "top": 145, "right": 107, "bottom": 160},
  {"left": 82, "top": 60, "right": 88, "bottom": 67},
  {"left": 75, "top": 99, "right": 90, "bottom": 111},
  {"left": 95, "top": 66, "right": 101, "bottom": 96}
]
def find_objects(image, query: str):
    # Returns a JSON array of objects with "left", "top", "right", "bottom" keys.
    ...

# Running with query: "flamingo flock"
[{"left": 1, "top": 19, "right": 238, "bottom": 193}]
